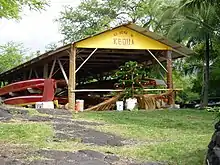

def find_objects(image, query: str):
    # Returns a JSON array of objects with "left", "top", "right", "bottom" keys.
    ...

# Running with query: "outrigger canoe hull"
[
  {"left": 3, "top": 95, "right": 43, "bottom": 106},
  {"left": 3, "top": 95, "right": 68, "bottom": 106},
  {"left": 0, "top": 79, "right": 45, "bottom": 96}
]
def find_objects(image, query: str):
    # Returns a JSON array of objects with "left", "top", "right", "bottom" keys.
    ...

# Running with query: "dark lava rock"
[
  {"left": 29, "top": 159, "right": 78, "bottom": 165},
  {"left": 37, "top": 109, "right": 71, "bottom": 116},
  {"left": 0, "top": 108, "right": 12, "bottom": 121},
  {"left": 28, "top": 116, "right": 53, "bottom": 122},
  {"left": 74, "top": 120, "right": 103, "bottom": 126},
  {"left": 28, "top": 160, "right": 56, "bottom": 165},
  {"left": 0, "top": 158, "right": 5, "bottom": 164},
  {"left": 78, "top": 150, "right": 105, "bottom": 160},
  {"left": 5, "top": 159, "right": 24, "bottom": 165},
  {"left": 104, "top": 154, "right": 120, "bottom": 163},
  {"left": 37, "top": 150, "right": 92, "bottom": 162},
  {"left": 53, "top": 123, "right": 124, "bottom": 146},
  {"left": 129, "top": 162, "right": 165, "bottom": 165},
  {"left": 79, "top": 159, "right": 109, "bottom": 165}
]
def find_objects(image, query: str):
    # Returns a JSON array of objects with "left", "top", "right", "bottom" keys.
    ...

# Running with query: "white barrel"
[
  {"left": 126, "top": 98, "right": 137, "bottom": 110},
  {"left": 116, "top": 101, "right": 124, "bottom": 111},
  {"left": 76, "top": 100, "right": 84, "bottom": 112}
]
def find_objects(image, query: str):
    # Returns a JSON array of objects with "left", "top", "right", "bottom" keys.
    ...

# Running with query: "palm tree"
[{"left": 160, "top": 0, "right": 220, "bottom": 107}]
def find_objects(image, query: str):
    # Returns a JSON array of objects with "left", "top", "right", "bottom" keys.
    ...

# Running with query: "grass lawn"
[
  {"left": 74, "top": 109, "right": 217, "bottom": 165},
  {"left": 0, "top": 122, "right": 53, "bottom": 147},
  {"left": 0, "top": 109, "right": 217, "bottom": 165}
]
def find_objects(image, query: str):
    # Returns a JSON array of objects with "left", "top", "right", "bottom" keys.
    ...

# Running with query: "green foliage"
[
  {"left": 159, "top": 0, "right": 220, "bottom": 106},
  {"left": 0, "top": 0, "right": 48, "bottom": 20},
  {"left": 45, "top": 42, "right": 58, "bottom": 52},
  {"left": 57, "top": 0, "right": 115, "bottom": 42},
  {"left": 173, "top": 69, "right": 199, "bottom": 103},
  {"left": 0, "top": 42, "right": 30, "bottom": 73},
  {"left": 57, "top": 0, "right": 168, "bottom": 43},
  {"left": 114, "top": 61, "right": 147, "bottom": 99}
]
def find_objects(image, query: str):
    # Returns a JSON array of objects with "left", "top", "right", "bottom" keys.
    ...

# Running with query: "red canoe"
[
  {"left": 3, "top": 95, "right": 68, "bottom": 106},
  {"left": 0, "top": 79, "right": 45, "bottom": 96},
  {"left": 3, "top": 95, "right": 43, "bottom": 106}
]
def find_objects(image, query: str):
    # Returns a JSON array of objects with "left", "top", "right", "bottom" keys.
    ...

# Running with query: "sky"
[{"left": 0, "top": 0, "right": 81, "bottom": 53}]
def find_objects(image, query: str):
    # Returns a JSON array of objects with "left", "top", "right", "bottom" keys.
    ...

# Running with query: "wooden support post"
[
  {"left": 166, "top": 50, "right": 174, "bottom": 105},
  {"left": 68, "top": 45, "right": 76, "bottom": 110},
  {"left": 43, "top": 64, "right": 48, "bottom": 78}
]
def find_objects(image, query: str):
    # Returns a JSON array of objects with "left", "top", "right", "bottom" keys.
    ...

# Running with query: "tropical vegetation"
[
  {"left": 1, "top": 0, "right": 220, "bottom": 106},
  {"left": 56, "top": 0, "right": 220, "bottom": 106}
]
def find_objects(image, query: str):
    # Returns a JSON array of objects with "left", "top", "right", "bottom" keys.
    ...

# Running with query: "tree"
[
  {"left": 114, "top": 61, "right": 147, "bottom": 99},
  {"left": 0, "top": 0, "right": 48, "bottom": 20},
  {"left": 45, "top": 42, "right": 58, "bottom": 52},
  {"left": 160, "top": 0, "right": 220, "bottom": 107},
  {"left": 57, "top": 0, "right": 169, "bottom": 43},
  {"left": 0, "top": 42, "right": 29, "bottom": 73}
]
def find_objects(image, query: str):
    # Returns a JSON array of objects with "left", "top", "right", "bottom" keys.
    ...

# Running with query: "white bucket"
[
  {"left": 126, "top": 98, "right": 137, "bottom": 110},
  {"left": 116, "top": 101, "right": 124, "bottom": 111},
  {"left": 76, "top": 100, "right": 84, "bottom": 112}
]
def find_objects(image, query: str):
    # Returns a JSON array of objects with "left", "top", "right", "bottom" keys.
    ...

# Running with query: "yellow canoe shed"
[{"left": 0, "top": 23, "right": 194, "bottom": 109}]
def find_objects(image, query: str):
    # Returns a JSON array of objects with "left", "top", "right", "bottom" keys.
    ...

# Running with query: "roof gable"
[{"left": 76, "top": 26, "right": 171, "bottom": 50}]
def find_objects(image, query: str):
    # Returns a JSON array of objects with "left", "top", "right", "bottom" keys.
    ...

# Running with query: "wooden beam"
[
  {"left": 57, "top": 58, "right": 68, "bottom": 84},
  {"left": 43, "top": 63, "right": 48, "bottom": 78},
  {"left": 71, "top": 88, "right": 182, "bottom": 92},
  {"left": 49, "top": 58, "right": 57, "bottom": 78},
  {"left": 28, "top": 69, "right": 33, "bottom": 79},
  {"left": 51, "top": 61, "right": 67, "bottom": 77},
  {"left": 166, "top": 50, "right": 174, "bottom": 105},
  {"left": 147, "top": 49, "right": 168, "bottom": 72},
  {"left": 68, "top": 45, "right": 76, "bottom": 110},
  {"left": 34, "top": 70, "right": 39, "bottom": 78},
  {"left": 75, "top": 48, "right": 98, "bottom": 73}
]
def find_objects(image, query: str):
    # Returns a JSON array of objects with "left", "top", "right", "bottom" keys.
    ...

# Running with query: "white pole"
[
  {"left": 147, "top": 49, "right": 168, "bottom": 72},
  {"left": 75, "top": 48, "right": 98, "bottom": 73}
]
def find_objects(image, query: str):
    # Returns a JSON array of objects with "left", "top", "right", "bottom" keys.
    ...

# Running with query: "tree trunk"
[{"left": 201, "top": 33, "right": 210, "bottom": 108}]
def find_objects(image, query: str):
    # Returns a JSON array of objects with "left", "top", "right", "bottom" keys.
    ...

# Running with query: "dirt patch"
[
  {"left": 0, "top": 108, "right": 12, "bottom": 121},
  {"left": 53, "top": 123, "right": 124, "bottom": 146},
  {"left": 27, "top": 115, "right": 53, "bottom": 122},
  {"left": 37, "top": 109, "right": 72, "bottom": 116},
  {"left": 29, "top": 149, "right": 164, "bottom": 165}
]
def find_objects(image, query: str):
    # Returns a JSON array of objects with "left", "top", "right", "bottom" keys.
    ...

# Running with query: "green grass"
[
  {"left": 0, "top": 109, "right": 216, "bottom": 164},
  {"left": 0, "top": 123, "right": 53, "bottom": 147},
  {"left": 73, "top": 109, "right": 217, "bottom": 165}
]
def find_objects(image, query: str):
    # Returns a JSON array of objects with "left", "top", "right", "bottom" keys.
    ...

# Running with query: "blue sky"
[{"left": 0, "top": 0, "right": 81, "bottom": 53}]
